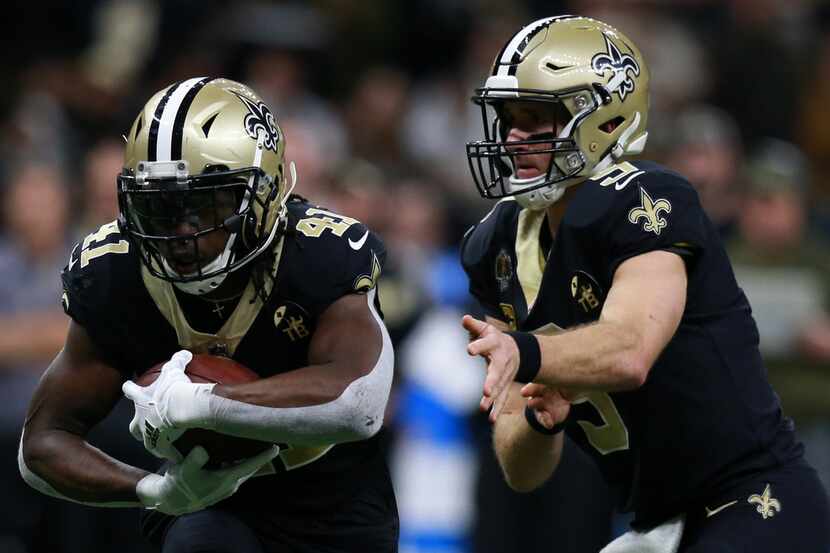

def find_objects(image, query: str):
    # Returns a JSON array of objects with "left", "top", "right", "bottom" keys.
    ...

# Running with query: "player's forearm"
[
  {"left": 493, "top": 409, "right": 564, "bottom": 492},
  {"left": 20, "top": 428, "right": 147, "bottom": 506},
  {"left": 214, "top": 362, "right": 362, "bottom": 409},
  {"left": 535, "top": 320, "right": 647, "bottom": 391},
  {"left": 170, "top": 333, "right": 394, "bottom": 446}
]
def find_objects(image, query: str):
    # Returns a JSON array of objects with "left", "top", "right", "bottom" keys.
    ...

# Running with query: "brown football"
[{"left": 136, "top": 353, "right": 274, "bottom": 467}]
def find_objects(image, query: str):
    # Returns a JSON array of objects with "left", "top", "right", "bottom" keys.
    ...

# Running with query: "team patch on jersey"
[
  {"left": 747, "top": 484, "right": 781, "bottom": 520},
  {"left": 495, "top": 249, "right": 513, "bottom": 291},
  {"left": 570, "top": 271, "right": 604, "bottom": 314},
  {"left": 273, "top": 301, "right": 311, "bottom": 343},
  {"left": 628, "top": 187, "right": 671, "bottom": 235}
]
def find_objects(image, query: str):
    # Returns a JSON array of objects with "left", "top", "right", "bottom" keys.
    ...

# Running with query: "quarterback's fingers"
[
  {"left": 526, "top": 396, "right": 547, "bottom": 410},
  {"left": 488, "top": 387, "right": 511, "bottom": 422},
  {"left": 480, "top": 394, "right": 493, "bottom": 413},
  {"left": 533, "top": 409, "right": 554, "bottom": 428},
  {"left": 520, "top": 383, "right": 547, "bottom": 397},
  {"left": 482, "top": 355, "right": 510, "bottom": 397},
  {"left": 467, "top": 333, "right": 499, "bottom": 357},
  {"left": 461, "top": 314, "right": 488, "bottom": 338},
  {"left": 527, "top": 395, "right": 571, "bottom": 422}
]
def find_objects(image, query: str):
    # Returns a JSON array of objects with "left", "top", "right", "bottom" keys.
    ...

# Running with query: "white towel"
[{"left": 599, "top": 515, "right": 685, "bottom": 553}]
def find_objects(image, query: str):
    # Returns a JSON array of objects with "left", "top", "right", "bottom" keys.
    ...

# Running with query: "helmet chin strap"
[
  {"left": 509, "top": 153, "right": 583, "bottom": 210},
  {"left": 168, "top": 251, "right": 233, "bottom": 295},
  {"left": 511, "top": 174, "right": 581, "bottom": 210}
]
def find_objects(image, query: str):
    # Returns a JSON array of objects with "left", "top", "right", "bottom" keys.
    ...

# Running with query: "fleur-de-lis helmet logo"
[
  {"left": 591, "top": 34, "right": 641, "bottom": 102},
  {"left": 232, "top": 91, "right": 281, "bottom": 152}
]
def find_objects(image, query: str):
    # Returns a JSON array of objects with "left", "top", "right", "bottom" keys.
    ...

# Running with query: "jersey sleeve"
[
  {"left": 460, "top": 204, "right": 510, "bottom": 320},
  {"left": 337, "top": 223, "right": 387, "bottom": 297},
  {"left": 60, "top": 221, "right": 137, "bottom": 370},
  {"left": 602, "top": 170, "right": 709, "bottom": 277},
  {"left": 287, "top": 204, "right": 388, "bottom": 315}
]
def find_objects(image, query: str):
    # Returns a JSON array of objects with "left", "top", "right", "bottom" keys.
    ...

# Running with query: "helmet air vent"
[
  {"left": 544, "top": 61, "right": 572, "bottom": 73},
  {"left": 201, "top": 113, "right": 219, "bottom": 137},
  {"left": 599, "top": 116, "right": 625, "bottom": 134}
]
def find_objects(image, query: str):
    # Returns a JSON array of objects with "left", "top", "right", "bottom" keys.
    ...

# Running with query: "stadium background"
[{"left": 0, "top": 1, "right": 828, "bottom": 552}]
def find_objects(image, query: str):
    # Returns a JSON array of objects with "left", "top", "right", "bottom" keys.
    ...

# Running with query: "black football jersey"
[
  {"left": 61, "top": 198, "right": 393, "bottom": 516},
  {"left": 461, "top": 161, "right": 802, "bottom": 528}
]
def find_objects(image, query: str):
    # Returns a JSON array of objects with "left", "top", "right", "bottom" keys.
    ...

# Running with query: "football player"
[
  {"left": 461, "top": 16, "right": 830, "bottom": 552},
  {"left": 19, "top": 78, "right": 397, "bottom": 553}
]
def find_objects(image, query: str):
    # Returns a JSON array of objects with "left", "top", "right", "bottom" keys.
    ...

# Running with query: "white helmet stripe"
[
  {"left": 494, "top": 16, "right": 576, "bottom": 77},
  {"left": 153, "top": 77, "right": 209, "bottom": 161}
]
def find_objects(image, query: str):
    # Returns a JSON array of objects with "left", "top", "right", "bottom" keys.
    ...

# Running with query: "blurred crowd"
[{"left": 1, "top": 1, "right": 828, "bottom": 552}]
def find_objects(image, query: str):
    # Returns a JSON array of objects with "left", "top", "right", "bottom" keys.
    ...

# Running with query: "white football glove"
[
  {"left": 123, "top": 350, "right": 214, "bottom": 461},
  {"left": 136, "top": 444, "right": 280, "bottom": 515}
]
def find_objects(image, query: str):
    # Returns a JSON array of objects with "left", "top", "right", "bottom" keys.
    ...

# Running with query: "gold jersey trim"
[
  {"left": 515, "top": 208, "right": 548, "bottom": 311},
  {"left": 141, "top": 237, "right": 285, "bottom": 356}
]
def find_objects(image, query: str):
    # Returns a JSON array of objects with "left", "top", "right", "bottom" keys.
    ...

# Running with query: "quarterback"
[
  {"left": 19, "top": 78, "right": 397, "bottom": 552},
  {"left": 461, "top": 16, "right": 830, "bottom": 552}
]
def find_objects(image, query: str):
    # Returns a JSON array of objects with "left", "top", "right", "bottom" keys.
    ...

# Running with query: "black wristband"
[
  {"left": 506, "top": 331, "right": 541, "bottom": 383},
  {"left": 524, "top": 405, "right": 567, "bottom": 436}
]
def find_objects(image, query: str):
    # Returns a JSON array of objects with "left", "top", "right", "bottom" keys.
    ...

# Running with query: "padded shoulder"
[
  {"left": 279, "top": 201, "right": 387, "bottom": 313},
  {"left": 61, "top": 221, "right": 142, "bottom": 327},
  {"left": 566, "top": 161, "right": 709, "bottom": 278},
  {"left": 460, "top": 198, "right": 521, "bottom": 316}
]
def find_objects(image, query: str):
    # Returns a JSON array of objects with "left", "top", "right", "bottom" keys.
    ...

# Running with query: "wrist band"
[
  {"left": 506, "top": 331, "right": 541, "bottom": 383},
  {"left": 524, "top": 405, "right": 567, "bottom": 436}
]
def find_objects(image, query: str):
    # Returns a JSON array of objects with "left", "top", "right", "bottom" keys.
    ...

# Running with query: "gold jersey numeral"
[
  {"left": 296, "top": 208, "right": 359, "bottom": 238},
  {"left": 76, "top": 221, "right": 130, "bottom": 268},
  {"left": 534, "top": 324, "right": 630, "bottom": 455}
]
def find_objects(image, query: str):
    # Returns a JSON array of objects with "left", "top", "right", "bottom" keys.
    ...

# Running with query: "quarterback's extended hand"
[
  {"left": 123, "top": 350, "right": 213, "bottom": 461},
  {"left": 136, "top": 445, "right": 280, "bottom": 515},
  {"left": 520, "top": 383, "right": 572, "bottom": 429},
  {"left": 463, "top": 315, "right": 521, "bottom": 422}
]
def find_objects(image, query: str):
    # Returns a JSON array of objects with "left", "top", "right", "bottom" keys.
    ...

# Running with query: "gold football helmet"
[
  {"left": 467, "top": 16, "right": 650, "bottom": 209},
  {"left": 118, "top": 78, "right": 295, "bottom": 294}
]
